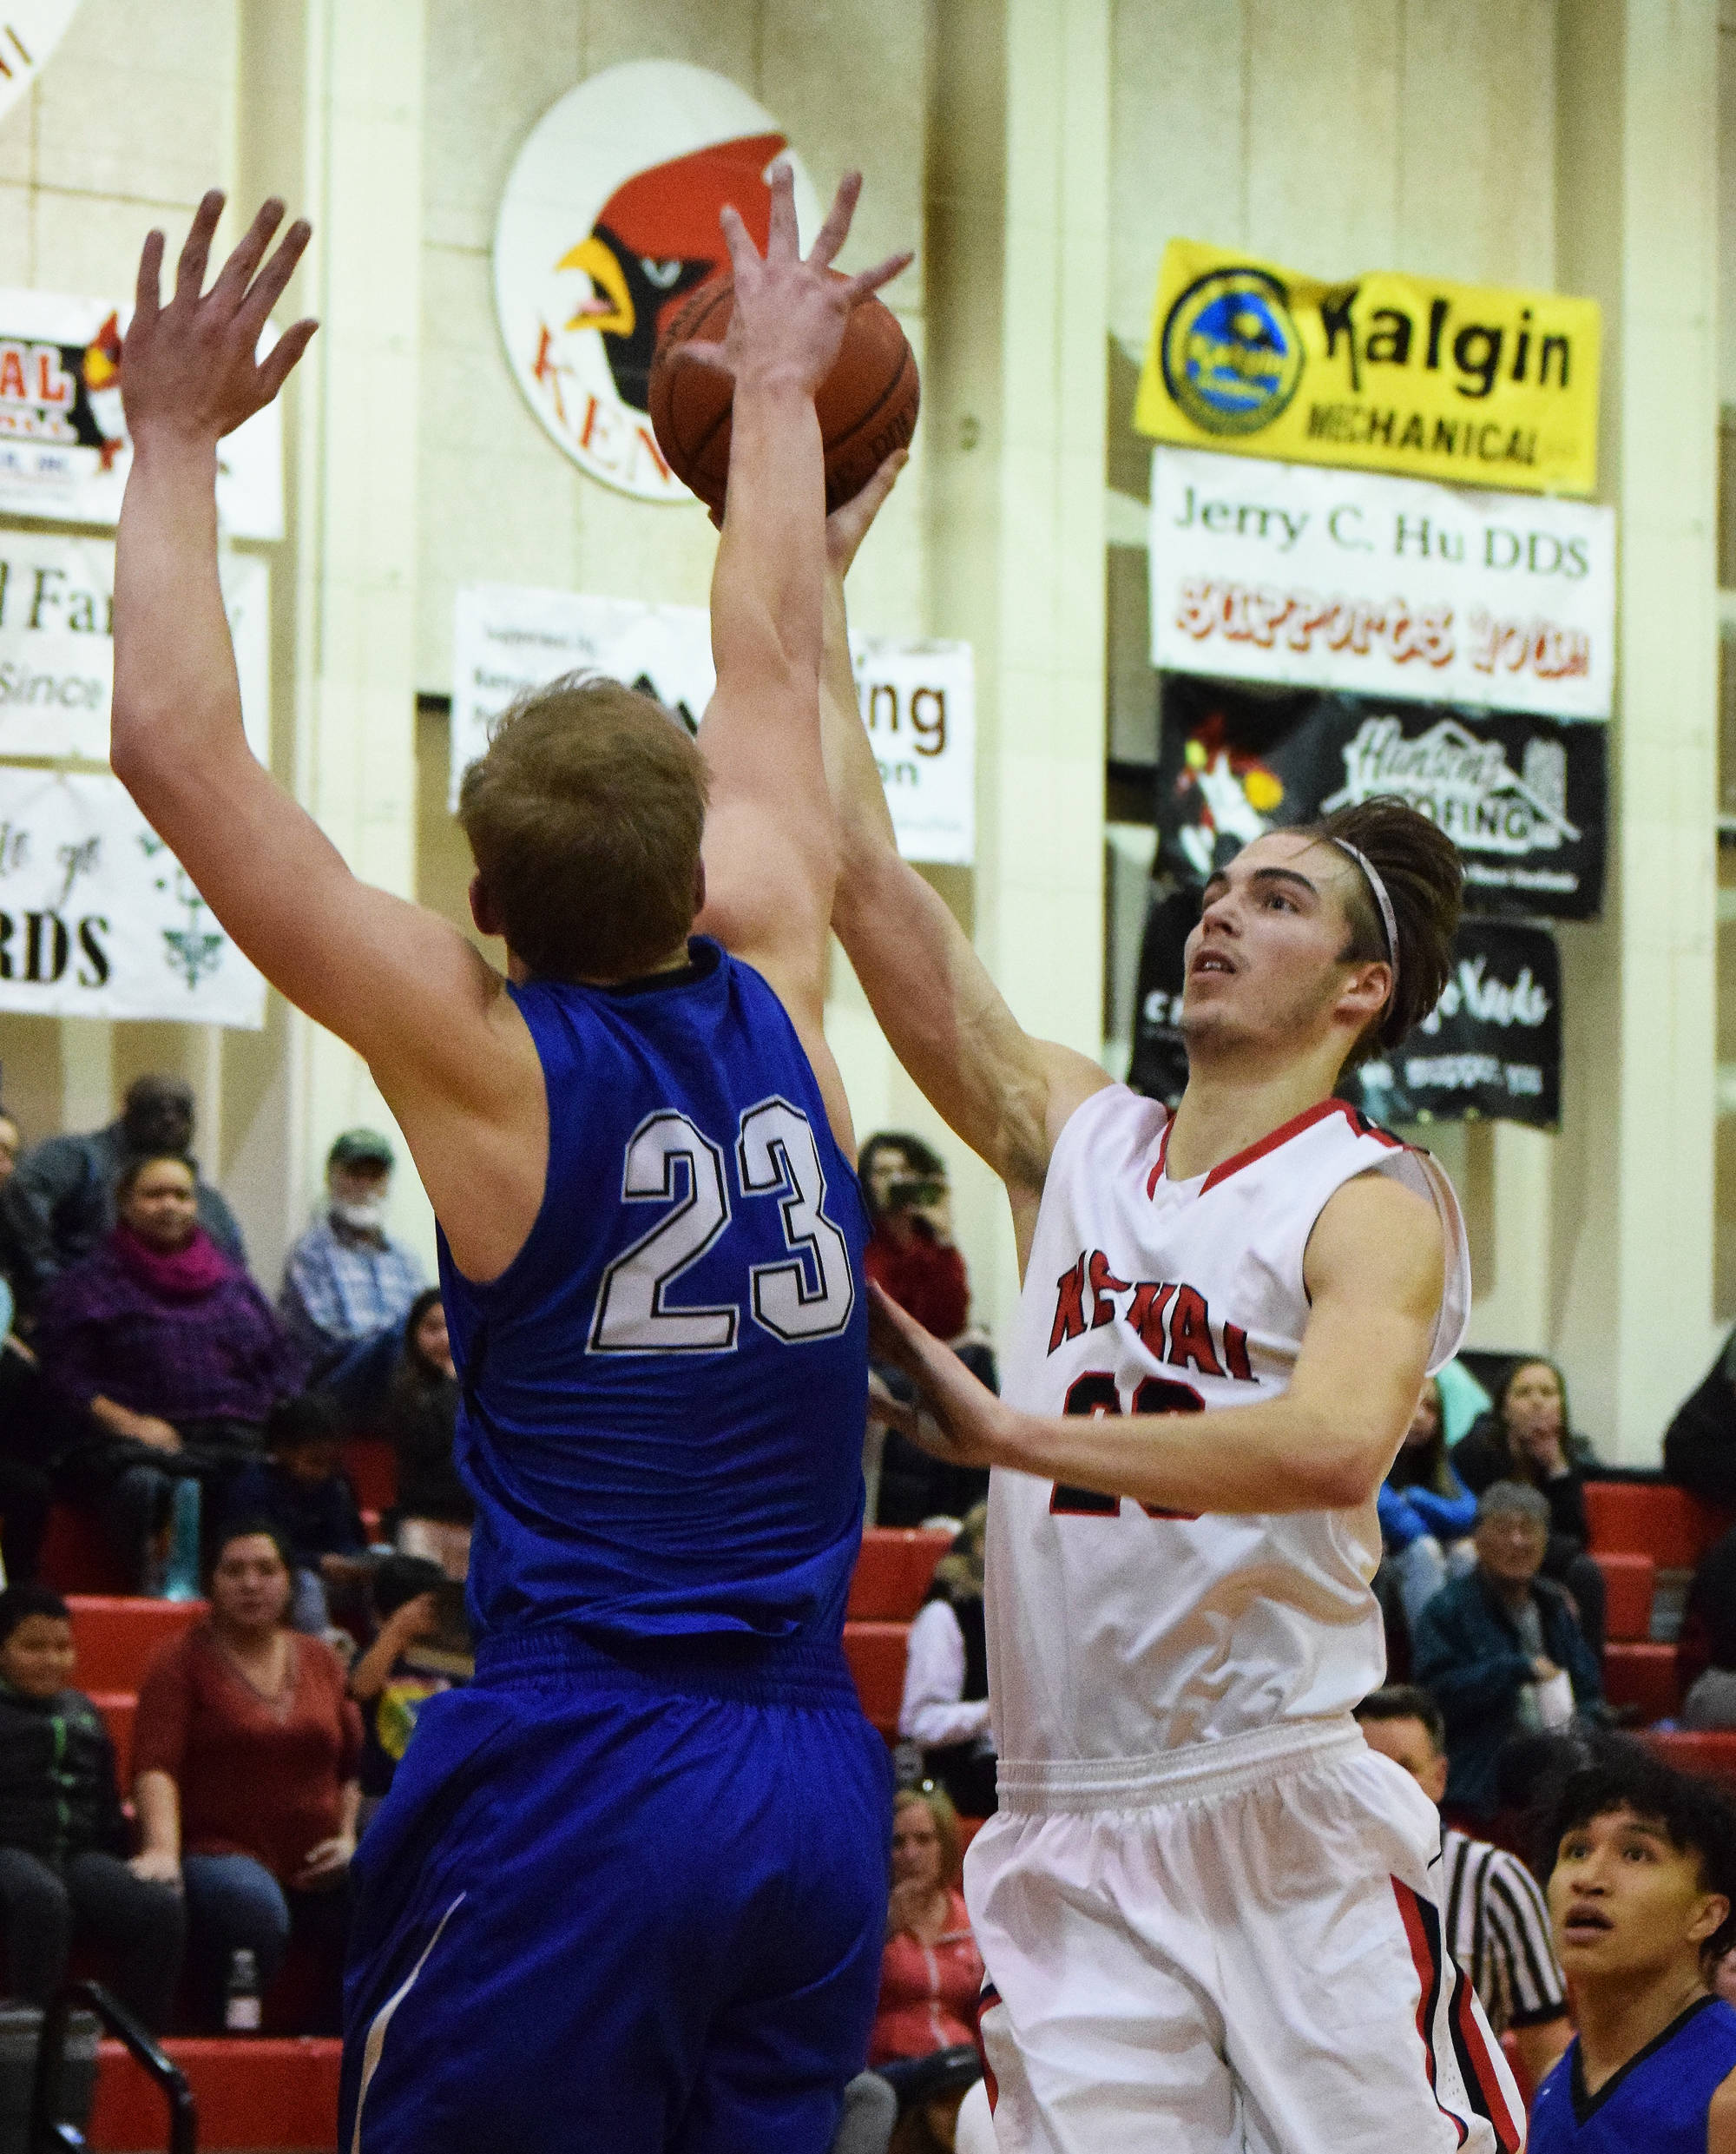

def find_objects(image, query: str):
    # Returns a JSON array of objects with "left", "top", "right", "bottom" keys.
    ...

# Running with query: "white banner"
[
  {"left": 0, "top": 533, "right": 269, "bottom": 764},
  {"left": 451, "top": 584, "right": 976, "bottom": 865},
  {"left": 0, "top": 769, "right": 266, "bottom": 1026},
  {"left": 1149, "top": 445, "right": 1615, "bottom": 719},
  {"left": 0, "top": 288, "right": 283, "bottom": 537}
]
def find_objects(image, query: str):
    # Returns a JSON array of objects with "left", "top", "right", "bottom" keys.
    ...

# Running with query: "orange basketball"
[{"left": 648, "top": 273, "right": 919, "bottom": 516}]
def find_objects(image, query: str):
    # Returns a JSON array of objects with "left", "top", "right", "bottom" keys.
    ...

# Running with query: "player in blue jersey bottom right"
[{"left": 1529, "top": 1739, "right": 1736, "bottom": 2151}]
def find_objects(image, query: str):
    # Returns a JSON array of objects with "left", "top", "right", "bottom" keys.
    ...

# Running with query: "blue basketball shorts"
[{"left": 339, "top": 1632, "right": 893, "bottom": 2154}]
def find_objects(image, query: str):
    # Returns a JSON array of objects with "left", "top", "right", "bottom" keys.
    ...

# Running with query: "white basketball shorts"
[{"left": 966, "top": 1718, "right": 1525, "bottom": 2154}]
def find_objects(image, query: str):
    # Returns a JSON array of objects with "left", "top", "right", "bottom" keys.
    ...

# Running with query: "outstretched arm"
[
  {"left": 688, "top": 166, "right": 908, "bottom": 1151},
  {"left": 866, "top": 1172, "right": 1445, "bottom": 1514},
  {"left": 821, "top": 474, "right": 1108, "bottom": 1230},
  {"left": 112, "top": 194, "right": 545, "bottom": 1279}
]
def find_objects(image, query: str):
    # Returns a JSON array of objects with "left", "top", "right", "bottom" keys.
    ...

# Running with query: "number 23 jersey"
[
  {"left": 438, "top": 938, "right": 869, "bottom": 1656},
  {"left": 989, "top": 1084, "right": 1470, "bottom": 1783}
]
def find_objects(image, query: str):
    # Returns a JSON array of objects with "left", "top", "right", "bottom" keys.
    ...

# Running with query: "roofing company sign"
[{"left": 493, "top": 61, "right": 820, "bottom": 504}]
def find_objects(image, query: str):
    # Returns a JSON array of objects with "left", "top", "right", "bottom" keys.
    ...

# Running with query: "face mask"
[{"left": 332, "top": 1196, "right": 388, "bottom": 1233}]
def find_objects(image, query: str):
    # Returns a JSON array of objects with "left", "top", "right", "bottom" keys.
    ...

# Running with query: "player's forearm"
[
  {"left": 111, "top": 433, "right": 248, "bottom": 803},
  {"left": 820, "top": 568, "right": 898, "bottom": 854},
  {"left": 993, "top": 1389, "right": 1391, "bottom": 1515},
  {"left": 711, "top": 376, "right": 825, "bottom": 701}
]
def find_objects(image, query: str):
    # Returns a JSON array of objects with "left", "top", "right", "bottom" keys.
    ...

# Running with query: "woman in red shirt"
[
  {"left": 869, "top": 1787, "right": 984, "bottom": 2145},
  {"left": 133, "top": 1521, "right": 362, "bottom": 2031}
]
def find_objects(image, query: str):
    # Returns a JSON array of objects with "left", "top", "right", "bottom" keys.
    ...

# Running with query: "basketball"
[{"left": 648, "top": 273, "right": 920, "bottom": 516}]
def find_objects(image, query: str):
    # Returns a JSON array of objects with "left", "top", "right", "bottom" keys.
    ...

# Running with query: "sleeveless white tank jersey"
[{"left": 988, "top": 1084, "right": 1470, "bottom": 1793}]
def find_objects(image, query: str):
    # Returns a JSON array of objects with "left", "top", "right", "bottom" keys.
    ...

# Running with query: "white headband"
[{"left": 1330, "top": 839, "right": 1399, "bottom": 1005}]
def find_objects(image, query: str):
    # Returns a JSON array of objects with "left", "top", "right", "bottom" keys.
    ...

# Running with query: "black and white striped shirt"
[{"left": 1440, "top": 1827, "right": 1568, "bottom": 2033}]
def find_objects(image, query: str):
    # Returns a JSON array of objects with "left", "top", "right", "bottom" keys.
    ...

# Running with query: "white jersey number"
[
  {"left": 738, "top": 1099, "right": 856, "bottom": 1340},
  {"left": 590, "top": 1097, "right": 853, "bottom": 1354}
]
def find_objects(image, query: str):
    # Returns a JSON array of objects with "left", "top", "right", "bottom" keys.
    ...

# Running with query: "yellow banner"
[{"left": 1134, "top": 240, "right": 1601, "bottom": 496}]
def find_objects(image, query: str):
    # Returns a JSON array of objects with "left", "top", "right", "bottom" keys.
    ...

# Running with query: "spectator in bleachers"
[
  {"left": 1354, "top": 1684, "right": 1573, "bottom": 2087},
  {"left": 36, "top": 1156, "right": 306, "bottom": 1589},
  {"left": 898, "top": 1505, "right": 995, "bottom": 1819},
  {"left": 347, "top": 1554, "right": 470, "bottom": 1830},
  {"left": 869, "top": 1786, "right": 983, "bottom": 2145},
  {"left": 278, "top": 1130, "right": 424, "bottom": 1378},
  {"left": 1665, "top": 1327, "right": 1736, "bottom": 1507},
  {"left": 131, "top": 1522, "right": 360, "bottom": 2032},
  {"left": 1452, "top": 1356, "right": 1608, "bottom": 1657},
  {"left": 861, "top": 1134, "right": 992, "bottom": 1529},
  {"left": 0, "top": 1585, "right": 184, "bottom": 2029},
  {"left": 225, "top": 1393, "right": 369, "bottom": 1636},
  {"left": 1378, "top": 1377, "right": 1477, "bottom": 1636},
  {"left": 2, "top": 1075, "right": 246, "bottom": 1312},
  {"left": 378, "top": 1290, "right": 471, "bottom": 1575},
  {"left": 1412, "top": 1481, "right": 1604, "bottom": 1824}
]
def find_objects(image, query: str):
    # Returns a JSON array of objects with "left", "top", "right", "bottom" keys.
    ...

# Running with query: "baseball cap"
[{"left": 328, "top": 1129, "right": 394, "bottom": 1171}]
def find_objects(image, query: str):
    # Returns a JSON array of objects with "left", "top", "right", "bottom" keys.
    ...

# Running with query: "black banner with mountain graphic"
[{"left": 1153, "top": 675, "right": 1606, "bottom": 919}]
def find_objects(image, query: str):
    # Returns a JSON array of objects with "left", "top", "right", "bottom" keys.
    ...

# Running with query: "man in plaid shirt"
[{"left": 279, "top": 1130, "right": 424, "bottom": 1375}]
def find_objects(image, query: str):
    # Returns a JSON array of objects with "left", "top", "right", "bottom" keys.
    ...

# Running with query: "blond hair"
[{"left": 457, "top": 673, "right": 707, "bottom": 982}]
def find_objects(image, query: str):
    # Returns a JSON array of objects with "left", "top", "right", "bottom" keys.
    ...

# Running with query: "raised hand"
[
  {"left": 674, "top": 162, "right": 911, "bottom": 402},
  {"left": 827, "top": 448, "right": 907, "bottom": 578},
  {"left": 122, "top": 190, "right": 318, "bottom": 447}
]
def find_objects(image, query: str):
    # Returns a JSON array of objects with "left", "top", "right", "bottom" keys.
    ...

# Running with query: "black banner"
[
  {"left": 1130, "top": 899, "right": 1561, "bottom": 1130},
  {"left": 1154, "top": 675, "right": 1606, "bottom": 919}
]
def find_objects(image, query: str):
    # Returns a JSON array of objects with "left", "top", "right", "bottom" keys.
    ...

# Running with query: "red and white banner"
[
  {"left": 1148, "top": 446, "right": 1614, "bottom": 720},
  {"left": 0, "top": 287, "right": 283, "bottom": 536}
]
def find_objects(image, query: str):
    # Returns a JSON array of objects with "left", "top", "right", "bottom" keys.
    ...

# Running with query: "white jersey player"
[{"left": 818, "top": 484, "right": 1522, "bottom": 2154}]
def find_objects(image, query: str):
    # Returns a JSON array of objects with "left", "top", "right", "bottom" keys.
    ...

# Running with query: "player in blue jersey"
[
  {"left": 1530, "top": 1742, "right": 1736, "bottom": 2152},
  {"left": 109, "top": 173, "right": 909, "bottom": 2152}
]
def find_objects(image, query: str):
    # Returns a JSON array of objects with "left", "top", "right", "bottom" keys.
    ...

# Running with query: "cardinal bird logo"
[
  {"left": 556, "top": 133, "right": 783, "bottom": 416},
  {"left": 494, "top": 62, "right": 820, "bottom": 503},
  {"left": 81, "top": 312, "right": 126, "bottom": 470}
]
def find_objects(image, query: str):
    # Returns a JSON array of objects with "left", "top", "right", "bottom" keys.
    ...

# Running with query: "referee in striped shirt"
[{"left": 1357, "top": 1684, "right": 1573, "bottom": 2090}]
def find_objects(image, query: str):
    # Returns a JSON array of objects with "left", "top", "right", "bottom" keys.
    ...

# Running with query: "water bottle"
[
  {"left": 162, "top": 1478, "right": 201, "bottom": 1603},
  {"left": 223, "top": 1947, "right": 261, "bottom": 2032}
]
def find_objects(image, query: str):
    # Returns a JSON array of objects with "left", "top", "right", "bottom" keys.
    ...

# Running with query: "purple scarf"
[{"left": 109, "top": 1222, "right": 233, "bottom": 1301}]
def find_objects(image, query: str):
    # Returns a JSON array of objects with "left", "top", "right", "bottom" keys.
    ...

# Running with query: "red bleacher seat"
[
  {"left": 844, "top": 1620, "right": 910, "bottom": 1742},
  {"left": 91, "top": 1692, "right": 136, "bottom": 1789},
  {"left": 89, "top": 2035, "right": 340, "bottom": 2152},
  {"left": 39, "top": 1505, "right": 131, "bottom": 1597},
  {"left": 1601, "top": 1642, "right": 1680, "bottom": 1723},
  {"left": 67, "top": 1597, "right": 205, "bottom": 1695},
  {"left": 1591, "top": 1551, "right": 1655, "bottom": 1642},
  {"left": 343, "top": 1437, "right": 398, "bottom": 1516},
  {"left": 1583, "top": 1483, "right": 1735, "bottom": 1568},
  {"left": 847, "top": 1528, "right": 953, "bottom": 1620},
  {"left": 1641, "top": 1729, "right": 1736, "bottom": 1788}
]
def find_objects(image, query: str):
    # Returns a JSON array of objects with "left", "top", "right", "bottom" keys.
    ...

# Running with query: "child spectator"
[
  {"left": 1531, "top": 1740, "right": 1736, "bottom": 2150},
  {"left": 226, "top": 1393, "right": 368, "bottom": 1634},
  {"left": 0, "top": 1585, "right": 184, "bottom": 2028},
  {"left": 347, "top": 1555, "right": 470, "bottom": 1828}
]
